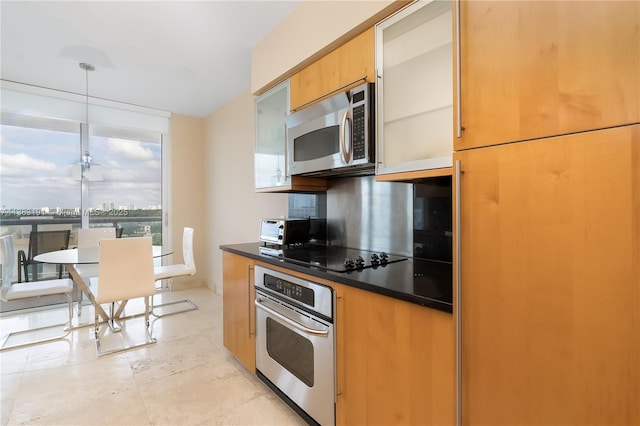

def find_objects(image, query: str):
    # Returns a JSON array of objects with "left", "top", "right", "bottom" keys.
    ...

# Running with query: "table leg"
[
  {"left": 114, "top": 300, "right": 129, "bottom": 318},
  {"left": 65, "top": 264, "right": 110, "bottom": 323}
]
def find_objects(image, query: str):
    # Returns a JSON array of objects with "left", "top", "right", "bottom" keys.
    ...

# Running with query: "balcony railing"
[{"left": 0, "top": 215, "right": 162, "bottom": 284}]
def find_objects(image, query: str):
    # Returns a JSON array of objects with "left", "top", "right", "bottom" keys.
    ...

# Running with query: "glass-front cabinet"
[
  {"left": 255, "top": 80, "right": 290, "bottom": 190},
  {"left": 375, "top": 0, "right": 453, "bottom": 178}
]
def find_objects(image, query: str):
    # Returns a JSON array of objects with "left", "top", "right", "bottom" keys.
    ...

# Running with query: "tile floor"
[{"left": 0, "top": 287, "right": 307, "bottom": 426}]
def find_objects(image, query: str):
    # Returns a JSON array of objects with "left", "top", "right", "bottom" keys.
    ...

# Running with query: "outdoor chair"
[
  {"left": 152, "top": 227, "right": 198, "bottom": 317},
  {"left": 1, "top": 234, "right": 74, "bottom": 351},
  {"left": 18, "top": 229, "right": 70, "bottom": 282},
  {"left": 89, "top": 237, "right": 157, "bottom": 356}
]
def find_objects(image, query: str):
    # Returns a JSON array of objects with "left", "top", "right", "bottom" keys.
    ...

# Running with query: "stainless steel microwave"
[{"left": 285, "top": 82, "right": 375, "bottom": 177}]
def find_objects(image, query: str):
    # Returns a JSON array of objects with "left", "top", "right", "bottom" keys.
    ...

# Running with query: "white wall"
[
  {"left": 169, "top": 114, "right": 206, "bottom": 289},
  {"left": 204, "top": 89, "right": 288, "bottom": 294}
]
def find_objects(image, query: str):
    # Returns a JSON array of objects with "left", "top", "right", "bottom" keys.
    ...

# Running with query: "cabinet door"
[
  {"left": 335, "top": 283, "right": 454, "bottom": 426},
  {"left": 254, "top": 80, "right": 327, "bottom": 193},
  {"left": 455, "top": 1, "right": 640, "bottom": 150},
  {"left": 255, "top": 80, "right": 291, "bottom": 189},
  {"left": 290, "top": 28, "right": 375, "bottom": 112},
  {"left": 376, "top": 0, "right": 454, "bottom": 177},
  {"left": 222, "top": 252, "right": 256, "bottom": 372},
  {"left": 455, "top": 125, "right": 640, "bottom": 425}
]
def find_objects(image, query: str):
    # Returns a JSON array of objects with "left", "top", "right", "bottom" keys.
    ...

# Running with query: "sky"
[{"left": 0, "top": 124, "right": 161, "bottom": 212}]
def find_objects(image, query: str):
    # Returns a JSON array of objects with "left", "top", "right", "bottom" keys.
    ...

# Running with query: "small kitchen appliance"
[
  {"left": 259, "top": 218, "right": 310, "bottom": 246},
  {"left": 286, "top": 82, "right": 375, "bottom": 177}
]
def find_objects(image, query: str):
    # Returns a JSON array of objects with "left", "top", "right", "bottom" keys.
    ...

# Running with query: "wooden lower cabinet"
[
  {"left": 222, "top": 251, "right": 256, "bottom": 372},
  {"left": 455, "top": 124, "right": 640, "bottom": 425},
  {"left": 334, "top": 283, "right": 454, "bottom": 426}
]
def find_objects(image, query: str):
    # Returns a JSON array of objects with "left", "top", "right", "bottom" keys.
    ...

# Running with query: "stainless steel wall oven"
[{"left": 254, "top": 265, "right": 335, "bottom": 426}]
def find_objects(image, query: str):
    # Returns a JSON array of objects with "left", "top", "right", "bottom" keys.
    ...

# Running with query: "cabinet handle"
[
  {"left": 248, "top": 264, "right": 254, "bottom": 338},
  {"left": 291, "top": 75, "right": 367, "bottom": 112},
  {"left": 455, "top": 0, "right": 463, "bottom": 138},
  {"left": 283, "top": 122, "right": 289, "bottom": 180},
  {"left": 455, "top": 160, "right": 462, "bottom": 426}
]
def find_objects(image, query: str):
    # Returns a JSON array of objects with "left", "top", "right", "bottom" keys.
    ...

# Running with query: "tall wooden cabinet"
[
  {"left": 455, "top": 0, "right": 640, "bottom": 150},
  {"left": 222, "top": 251, "right": 256, "bottom": 372},
  {"left": 334, "top": 283, "right": 454, "bottom": 426},
  {"left": 454, "top": 125, "right": 640, "bottom": 425}
]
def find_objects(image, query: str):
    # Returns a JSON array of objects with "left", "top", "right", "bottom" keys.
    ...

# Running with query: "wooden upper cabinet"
[
  {"left": 375, "top": 0, "right": 454, "bottom": 180},
  {"left": 254, "top": 80, "right": 327, "bottom": 193},
  {"left": 455, "top": 0, "right": 640, "bottom": 150},
  {"left": 290, "top": 27, "right": 375, "bottom": 112}
]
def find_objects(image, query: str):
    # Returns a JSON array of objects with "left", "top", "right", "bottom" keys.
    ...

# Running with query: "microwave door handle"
[{"left": 340, "top": 108, "right": 352, "bottom": 164}]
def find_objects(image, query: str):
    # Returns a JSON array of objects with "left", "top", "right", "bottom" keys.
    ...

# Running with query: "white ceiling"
[{"left": 0, "top": 1, "right": 300, "bottom": 118}]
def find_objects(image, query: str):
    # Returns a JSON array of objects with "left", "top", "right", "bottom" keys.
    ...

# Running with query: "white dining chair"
[
  {"left": 89, "top": 236, "right": 157, "bottom": 356},
  {"left": 1, "top": 234, "right": 74, "bottom": 351},
  {"left": 152, "top": 227, "right": 198, "bottom": 317},
  {"left": 74, "top": 227, "right": 116, "bottom": 315}
]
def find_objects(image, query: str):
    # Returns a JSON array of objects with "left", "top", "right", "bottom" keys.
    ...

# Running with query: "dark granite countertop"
[{"left": 220, "top": 242, "right": 452, "bottom": 314}]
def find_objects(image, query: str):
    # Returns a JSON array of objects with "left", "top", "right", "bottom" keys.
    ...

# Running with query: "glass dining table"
[{"left": 34, "top": 247, "right": 170, "bottom": 328}]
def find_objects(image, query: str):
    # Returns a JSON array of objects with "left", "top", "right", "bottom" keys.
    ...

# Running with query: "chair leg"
[
  {"left": 94, "top": 310, "right": 101, "bottom": 353},
  {"left": 150, "top": 285, "right": 198, "bottom": 318},
  {"left": 95, "top": 297, "right": 157, "bottom": 357},
  {"left": 144, "top": 297, "right": 156, "bottom": 343},
  {"left": 77, "top": 286, "right": 83, "bottom": 316},
  {"left": 0, "top": 293, "right": 74, "bottom": 351},
  {"left": 18, "top": 251, "right": 26, "bottom": 283}
]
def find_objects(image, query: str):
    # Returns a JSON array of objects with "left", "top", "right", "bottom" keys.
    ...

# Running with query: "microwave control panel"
[
  {"left": 352, "top": 103, "right": 365, "bottom": 160},
  {"left": 351, "top": 88, "right": 368, "bottom": 161}
]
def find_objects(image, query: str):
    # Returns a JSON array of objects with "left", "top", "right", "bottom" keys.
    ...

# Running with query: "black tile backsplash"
[
  {"left": 413, "top": 176, "right": 452, "bottom": 262},
  {"left": 288, "top": 192, "right": 327, "bottom": 244}
]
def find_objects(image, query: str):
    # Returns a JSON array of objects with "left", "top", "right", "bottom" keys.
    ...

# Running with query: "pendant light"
[{"left": 72, "top": 62, "right": 103, "bottom": 181}]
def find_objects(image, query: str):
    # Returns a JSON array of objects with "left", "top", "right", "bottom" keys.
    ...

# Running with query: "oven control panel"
[
  {"left": 254, "top": 265, "right": 333, "bottom": 320},
  {"left": 263, "top": 274, "right": 314, "bottom": 306}
]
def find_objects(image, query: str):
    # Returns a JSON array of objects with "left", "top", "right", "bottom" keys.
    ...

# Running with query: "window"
[{"left": 0, "top": 81, "right": 169, "bottom": 297}]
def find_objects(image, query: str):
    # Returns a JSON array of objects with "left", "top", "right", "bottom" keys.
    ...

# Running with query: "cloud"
[
  {"left": 0, "top": 153, "right": 56, "bottom": 177},
  {"left": 106, "top": 138, "right": 154, "bottom": 161}
]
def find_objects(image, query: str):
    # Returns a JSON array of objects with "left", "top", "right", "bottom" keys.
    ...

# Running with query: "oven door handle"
[{"left": 255, "top": 298, "right": 329, "bottom": 337}]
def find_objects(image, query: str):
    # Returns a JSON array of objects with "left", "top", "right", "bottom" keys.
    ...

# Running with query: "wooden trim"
[
  {"left": 254, "top": 176, "right": 327, "bottom": 193},
  {"left": 375, "top": 167, "right": 453, "bottom": 182}
]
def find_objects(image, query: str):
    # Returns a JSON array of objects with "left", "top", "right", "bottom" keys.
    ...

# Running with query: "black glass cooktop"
[{"left": 259, "top": 244, "right": 408, "bottom": 273}]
